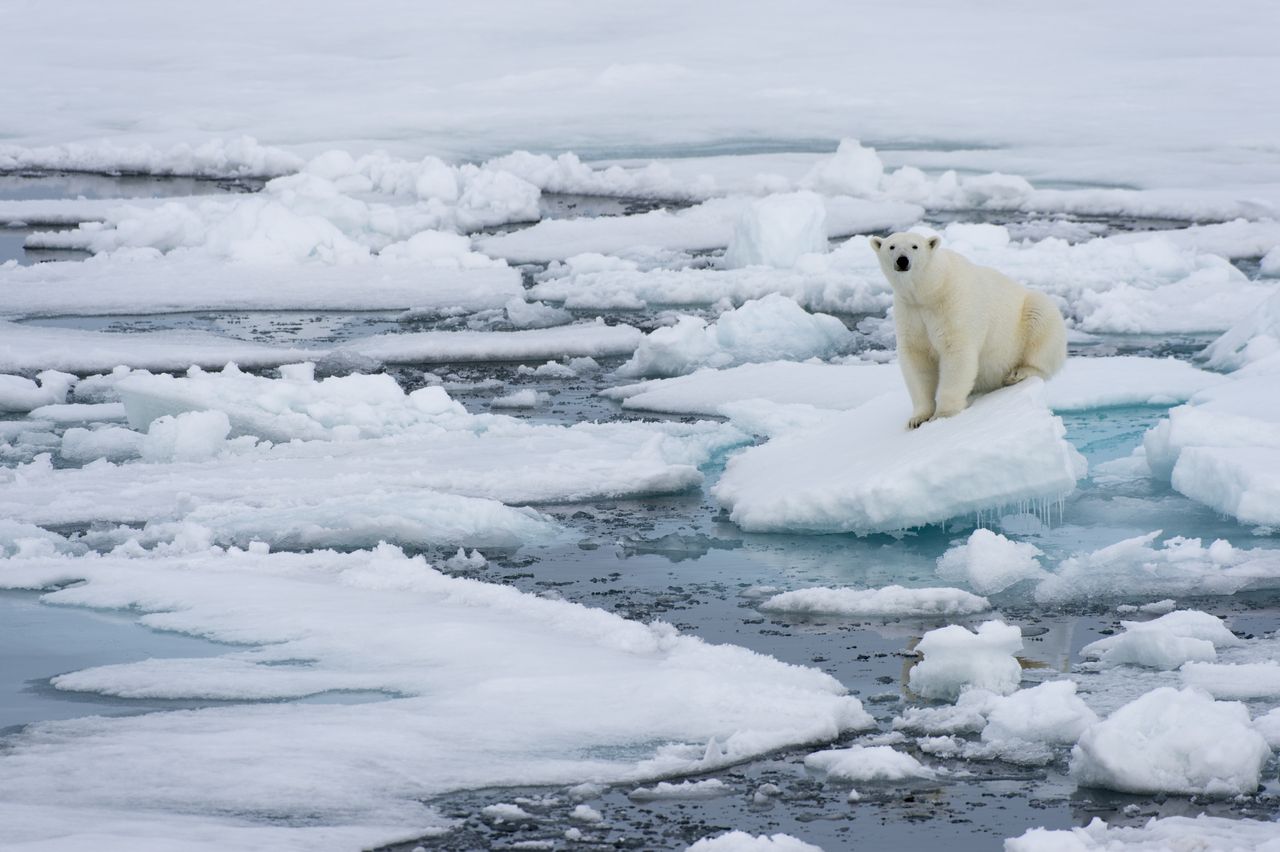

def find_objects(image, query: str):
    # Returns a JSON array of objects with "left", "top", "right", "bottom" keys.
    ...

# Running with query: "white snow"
[
  {"left": 936, "top": 529, "right": 1047, "bottom": 595},
  {"left": 802, "top": 745, "right": 933, "bottom": 782},
  {"left": 0, "top": 544, "right": 874, "bottom": 848},
  {"left": 1069, "top": 687, "right": 1270, "bottom": 796},
  {"left": 758, "top": 585, "right": 990, "bottom": 618},
  {"left": 980, "top": 681, "right": 1099, "bottom": 758},
  {"left": 139, "top": 411, "right": 232, "bottom": 463},
  {"left": 713, "top": 381, "right": 1085, "bottom": 535},
  {"left": 1181, "top": 662, "right": 1280, "bottom": 700},
  {"left": 723, "top": 192, "right": 828, "bottom": 269},
  {"left": 337, "top": 321, "right": 644, "bottom": 366},
  {"left": 685, "top": 832, "right": 823, "bottom": 852},
  {"left": 490, "top": 389, "right": 549, "bottom": 409},
  {"left": 1203, "top": 288, "right": 1280, "bottom": 370},
  {"left": 907, "top": 621, "right": 1024, "bottom": 702},
  {"left": 615, "top": 296, "right": 852, "bottom": 378},
  {"left": 1006, "top": 816, "right": 1280, "bottom": 852},
  {"left": 1081, "top": 610, "right": 1242, "bottom": 670}
]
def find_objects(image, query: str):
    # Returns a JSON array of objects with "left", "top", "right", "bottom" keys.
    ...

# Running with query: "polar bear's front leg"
[
  {"left": 933, "top": 347, "right": 980, "bottom": 420},
  {"left": 898, "top": 346, "right": 938, "bottom": 429}
]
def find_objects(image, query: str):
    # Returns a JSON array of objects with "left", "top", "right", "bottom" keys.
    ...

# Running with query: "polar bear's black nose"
[{"left": 895, "top": 255, "right": 910, "bottom": 271}]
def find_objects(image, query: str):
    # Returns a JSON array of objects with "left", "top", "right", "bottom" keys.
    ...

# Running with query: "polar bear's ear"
[
  {"left": 927, "top": 236, "right": 940, "bottom": 250},
  {"left": 869, "top": 237, "right": 883, "bottom": 251}
]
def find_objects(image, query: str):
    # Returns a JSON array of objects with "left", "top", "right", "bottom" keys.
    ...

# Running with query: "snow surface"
[
  {"left": 1069, "top": 687, "right": 1270, "bottom": 796},
  {"left": 713, "top": 381, "right": 1085, "bottom": 535},
  {"left": 0, "top": 544, "right": 874, "bottom": 847}
]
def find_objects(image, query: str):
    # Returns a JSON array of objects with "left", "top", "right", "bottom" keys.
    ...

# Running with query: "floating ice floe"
[
  {"left": 0, "top": 378, "right": 747, "bottom": 544},
  {"left": 759, "top": 585, "right": 990, "bottom": 618},
  {"left": 0, "top": 544, "right": 873, "bottom": 848},
  {"left": 1069, "top": 687, "right": 1270, "bottom": 796},
  {"left": 685, "top": 832, "right": 823, "bottom": 852},
  {"left": 628, "top": 779, "right": 729, "bottom": 801},
  {"left": 0, "top": 370, "right": 76, "bottom": 412},
  {"left": 803, "top": 745, "right": 933, "bottom": 782},
  {"left": 1007, "top": 815, "right": 1280, "bottom": 852},
  {"left": 936, "top": 529, "right": 1047, "bottom": 595},
  {"left": 1203, "top": 287, "right": 1280, "bottom": 370},
  {"left": 907, "top": 621, "right": 1024, "bottom": 701},
  {"left": 1034, "top": 531, "right": 1280, "bottom": 603},
  {"left": 1181, "top": 661, "right": 1280, "bottom": 700},
  {"left": 336, "top": 321, "right": 643, "bottom": 366},
  {"left": 1144, "top": 362, "right": 1280, "bottom": 528},
  {"left": 615, "top": 295, "right": 852, "bottom": 378},
  {"left": 604, "top": 356, "right": 1224, "bottom": 420},
  {"left": 712, "top": 381, "right": 1085, "bottom": 535},
  {"left": 1080, "top": 610, "right": 1242, "bottom": 670}
]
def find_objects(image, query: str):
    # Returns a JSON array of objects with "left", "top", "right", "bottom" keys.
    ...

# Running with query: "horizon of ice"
[
  {"left": 713, "top": 381, "right": 1085, "bottom": 535},
  {"left": 0, "top": 543, "right": 874, "bottom": 848}
]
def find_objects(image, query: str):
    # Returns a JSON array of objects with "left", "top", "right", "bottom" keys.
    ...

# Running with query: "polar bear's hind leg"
[{"left": 1005, "top": 293, "right": 1067, "bottom": 386}]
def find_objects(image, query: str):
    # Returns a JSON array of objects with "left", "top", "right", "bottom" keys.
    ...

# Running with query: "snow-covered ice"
[
  {"left": 1006, "top": 816, "right": 1280, "bottom": 852},
  {"left": 907, "top": 621, "right": 1025, "bottom": 702},
  {"left": 713, "top": 381, "right": 1085, "bottom": 535},
  {"left": 802, "top": 745, "right": 934, "bottom": 782},
  {"left": 722, "top": 192, "right": 828, "bottom": 269},
  {"left": 1080, "top": 610, "right": 1242, "bottom": 670},
  {"left": 936, "top": 529, "right": 1048, "bottom": 595},
  {"left": 685, "top": 832, "right": 823, "bottom": 852},
  {"left": 759, "top": 586, "right": 990, "bottom": 618},
  {"left": 1069, "top": 687, "right": 1270, "bottom": 796},
  {"left": 615, "top": 295, "right": 852, "bottom": 378},
  {"left": 0, "top": 544, "right": 874, "bottom": 847}
]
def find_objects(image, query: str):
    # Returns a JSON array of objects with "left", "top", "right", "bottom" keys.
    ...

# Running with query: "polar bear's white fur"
[{"left": 870, "top": 232, "right": 1067, "bottom": 429}]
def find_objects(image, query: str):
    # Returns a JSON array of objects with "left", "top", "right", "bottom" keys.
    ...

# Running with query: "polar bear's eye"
[
  {"left": 888, "top": 245, "right": 895, "bottom": 251},
  {"left": 912, "top": 244, "right": 918, "bottom": 250}
]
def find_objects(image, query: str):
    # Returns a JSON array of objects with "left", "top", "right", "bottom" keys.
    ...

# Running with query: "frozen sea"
[{"left": 4, "top": 3, "right": 1280, "bottom": 850}]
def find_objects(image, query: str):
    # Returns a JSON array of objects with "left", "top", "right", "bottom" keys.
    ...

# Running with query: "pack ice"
[{"left": 712, "top": 380, "right": 1085, "bottom": 534}]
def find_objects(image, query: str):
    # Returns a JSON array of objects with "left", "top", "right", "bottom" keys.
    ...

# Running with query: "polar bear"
[{"left": 870, "top": 232, "right": 1066, "bottom": 429}]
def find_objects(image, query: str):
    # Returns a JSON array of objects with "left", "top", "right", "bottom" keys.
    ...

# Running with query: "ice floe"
[
  {"left": 907, "top": 620, "right": 1024, "bottom": 701},
  {"left": 712, "top": 381, "right": 1085, "bottom": 535},
  {"left": 615, "top": 295, "right": 852, "bottom": 378},
  {"left": 1007, "top": 815, "right": 1280, "bottom": 852},
  {"left": 803, "top": 745, "right": 933, "bottom": 782},
  {"left": 759, "top": 585, "right": 990, "bottom": 618},
  {"left": 936, "top": 529, "right": 1048, "bottom": 595},
  {"left": 0, "top": 543, "right": 873, "bottom": 846},
  {"left": 1069, "top": 687, "right": 1270, "bottom": 796}
]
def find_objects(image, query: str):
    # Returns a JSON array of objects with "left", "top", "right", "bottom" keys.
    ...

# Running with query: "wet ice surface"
[{"left": 3, "top": 168, "right": 1280, "bottom": 851}]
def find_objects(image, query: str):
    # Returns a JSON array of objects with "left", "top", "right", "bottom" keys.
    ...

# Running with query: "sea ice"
[
  {"left": 722, "top": 192, "right": 828, "bottom": 269},
  {"left": 1080, "top": 610, "right": 1241, "bottom": 670},
  {"left": 936, "top": 529, "right": 1047, "bottom": 595},
  {"left": 907, "top": 621, "right": 1024, "bottom": 702},
  {"left": 0, "top": 371, "right": 76, "bottom": 413},
  {"left": 0, "top": 544, "right": 872, "bottom": 848},
  {"left": 1006, "top": 815, "right": 1280, "bottom": 852},
  {"left": 1034, "top": 531, "right": 1280, "bottom": 603},
  {"left": 712, "top": 381, "right": 1084, "bottom": 535},
  {"left": 802, "top": 745, "right": 934, "bottom": 782},
  {"left": 685, "top": 832, "right": 823, "bottom": 852},
  {"left": 615, "top": 295, "right": 852, "bottom": 378},
  {"left": 604, "top": 356, "right": 1222, "bottom": 420},
  {"left": 759, "top": 585, "right": 990, "bottom": 618},
  {"left": 1069, "top": 687, "right": 1270, "bottom": 796}
]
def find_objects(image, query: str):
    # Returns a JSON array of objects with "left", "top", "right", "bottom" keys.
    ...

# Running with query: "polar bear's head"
[{"left": 869, "top": 232, "right": 941, "bottom": 278}]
